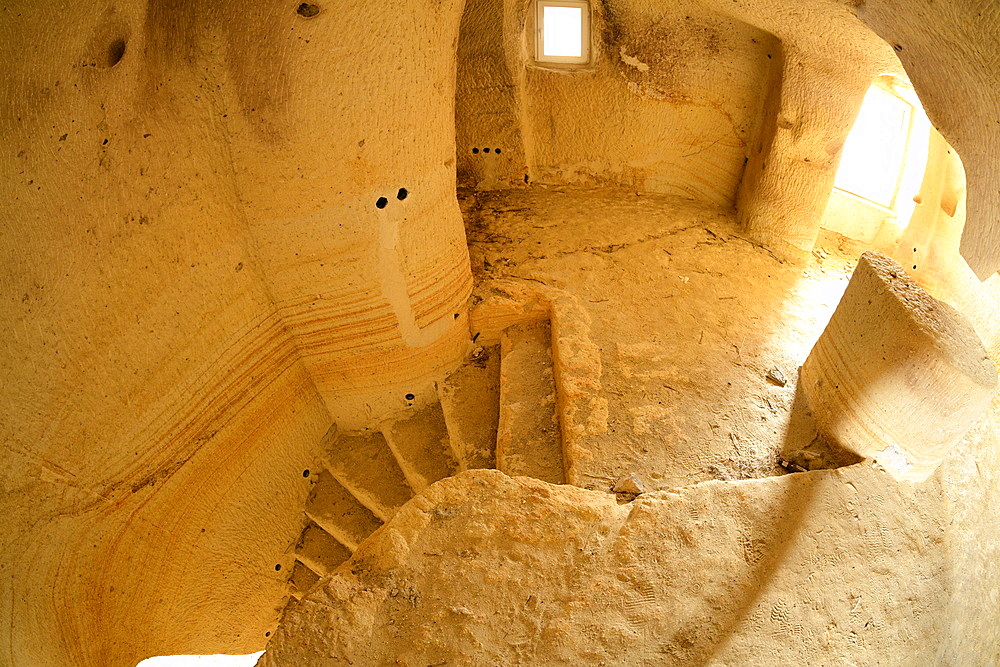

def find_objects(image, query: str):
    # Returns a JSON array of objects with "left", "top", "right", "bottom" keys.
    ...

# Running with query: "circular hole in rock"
[
  {"left": 265, "top": 632, "right": 271, "bottom": 637},
  {"left": 483, "top": 147, "right": 491, "bottom": 153},
  {"left": 397, "top": 188, "right": 408, "bottom": 200},
  {"left": 404, "top": 393, "right": 415, "bottom": 401},
  {"left": 472, "top": 147, "right": 479, "bottom": 154},
  {"left": 302, "top": 469, "right": 310, "bottom": 478},
  {"left": 107, "top": 39, "right": 126, "bottom": 68},
  {"left": 912, "top": 265, "right": 917, "bottom": 270},
  {"left": 376, "top": 197, "right": 388, "bottom": 209},
  {"left": 297, "top": 3, "right": 320, "bottom": 17},
  {"left": 495, "top": 148, "right": 502, "bottom": 154},
  {"left": 274, "top": 564, "right": 282, "bottom": 571}
]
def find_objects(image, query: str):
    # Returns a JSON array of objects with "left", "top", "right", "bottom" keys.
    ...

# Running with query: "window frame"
[
  {"left": 832, "top": 81, "right": 916, "bottom": 211},
  {"left": 534, "top": 0, "right": 591, "bottom": 65}
]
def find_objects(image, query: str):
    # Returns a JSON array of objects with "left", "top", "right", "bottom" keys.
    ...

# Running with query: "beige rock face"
[
  {"left": 801, "top": 252, "right": 997, "bottom": 481},
  {"left": 1, "top": 1, "right": 470, "bottom": 664},
  {"left": 2, "top": 0, "right": 1000, "bottom": 664},
  {"left": 456, "top": 0, "right": 778, "bottom": 200},
  {"left": 264, "top": 466, "right": 994, "bottom": 665},
  {"left": 852, "top": 0, "right": 1000, "bottom": 279}
]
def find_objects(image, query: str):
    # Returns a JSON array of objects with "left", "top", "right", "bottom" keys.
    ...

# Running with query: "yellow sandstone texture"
[
  {"left": 265, "top": 467, "right": 998, "bottom": 665},
  {"left": 1, "top": 0, "right": 999, "bottom": 664},
  {"left": 802, "top": 252, "right": 996, "bottom": 481}
]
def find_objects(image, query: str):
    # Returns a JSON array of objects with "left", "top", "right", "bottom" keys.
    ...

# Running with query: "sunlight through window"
[
  {"left": 833, "top": 85, "right": 913, "bottom": 208},
  {"left": 820, "top": 77, "right": 934, "bottom": 244},
  {"left": 543, "top": 6, "right": 582, "bottom": 57},
  {"left": 536, "top": 1, "right": 589, "bottom": 64}
]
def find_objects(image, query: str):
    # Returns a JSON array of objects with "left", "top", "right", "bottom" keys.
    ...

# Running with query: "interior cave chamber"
[{"left": 2, "top": 0, "right": 1000, "bottom": 665}]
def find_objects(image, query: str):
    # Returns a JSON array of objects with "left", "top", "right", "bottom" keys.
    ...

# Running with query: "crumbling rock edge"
[{"left": 262, "top": 464, "right": 965, "bottom": 666}]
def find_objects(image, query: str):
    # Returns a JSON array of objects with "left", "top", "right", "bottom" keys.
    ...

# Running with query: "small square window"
[{"left": 535, "top": 1, "right": 590, "bottom": 64}]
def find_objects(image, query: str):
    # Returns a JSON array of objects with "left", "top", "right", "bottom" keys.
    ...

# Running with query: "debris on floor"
[
  {"left": 613, "top": 473, "right": 645, "bottom": 500},
  {"left": 766, "top": 367, "right": 787, "bottom": 386}
]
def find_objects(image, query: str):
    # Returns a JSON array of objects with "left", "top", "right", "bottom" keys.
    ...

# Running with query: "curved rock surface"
[
  {"left": 802, "top": 252, "right": 996, "bottom": 481},
  {"left": 264, "top": 466, "right": 996, "bottom": 665}
]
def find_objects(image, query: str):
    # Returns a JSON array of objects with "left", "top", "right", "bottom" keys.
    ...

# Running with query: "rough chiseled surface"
[
  {"left": 3, "top": 0, "right": 1000, "bottom": 664},
  {"left": 801, "top": 252, "right": 996, "bottom": 481},
  {"left": 264, "top": 459, "right": 1000, "bottom": 665},
  {"left": 497, "top": 320, "right": 564, "bottom": 484}
]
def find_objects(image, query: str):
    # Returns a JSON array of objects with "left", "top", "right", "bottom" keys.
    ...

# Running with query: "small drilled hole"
[
  {"left": 472, "top": 147, "right": 479, "bottom": 154},
  {"left": 302, "top": 469, "right": 310, "bottom": 478},
  {"left": 397, "top": 188, "right": 408, "bottom": 200},
  {"left": 107, "top": 39, "right": 126, "bottom": 68},
  {"left": 265, "top": 632, "right": 271, "bottom": 637},
  {"left": 495, "top": 148, "right": 501, "bottom": 154},
  {"left": 912, "top": 265, "right": 917, "bottom": 270},
  {"left": 274, "top": 564, "right": 282, "bottom": 571},
  {"left": 375, "top": 197, "right": 388, "bottom": 209},
  {"left": 404, "top": 393, "right": 415, "bottom": 401},
  {"left": 297, "top": 3, "right": 320, "bottom": 17},
  {"left": 483, "top": 147, "right": 490, "bottom": 153}
]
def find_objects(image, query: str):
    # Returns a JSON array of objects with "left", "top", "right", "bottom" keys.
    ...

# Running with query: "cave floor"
[
  {"left": 460, "top": 185, "right": 862, "bottom": 491},
  {"left": 270, "top": 187, "right": 1000, "bottom": 665}
]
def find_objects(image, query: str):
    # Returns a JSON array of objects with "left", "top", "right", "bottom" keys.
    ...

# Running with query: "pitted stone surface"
[{"left": 263, "top": 467, "right": 998, "bottom": 665}]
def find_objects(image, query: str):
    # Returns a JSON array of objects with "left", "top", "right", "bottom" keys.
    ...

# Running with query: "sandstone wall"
[
  {"left": 853, "top": 0, "right": 1000, "bottom": 279},
  {"left": 0, "top": 0, "right": 471, "bottom": 664},
  {"left": 455, "top": 0, "right": 1000, "bottom": 277},
  {"left": 456, "top": 0, "right": 778, "bottom": 204},
  {"left": 2, "top": 0, "right": 1000, "bottom": 664},
  {"left": 265, "top": 464, "right": 1000, "bottom": 664}
]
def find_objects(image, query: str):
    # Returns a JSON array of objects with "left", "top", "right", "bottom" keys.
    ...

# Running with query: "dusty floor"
[
  {"left": 265, "top": 186, "right": 1000, "bottom": 665},
  {"left": 461, "top": 185, "right": 860, "bottom": 489}
]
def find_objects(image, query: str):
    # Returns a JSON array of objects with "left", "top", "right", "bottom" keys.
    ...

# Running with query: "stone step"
[
  {"left": 289, "top": 561, "right": 321, "bottom": 600},
  {"left": 295, "top": 521, "right": 352, "bottom": 576},
  {"left": 304, "top": 470, "right": 383, "bottom": 550},
  {"left": 437, "top": 345, "right": 501, "bottom": 471},
  {"left": 497, "top": 320, "right": 565, "bottom": 484},
  {"left": 324, "top": 431, "right": 414, "bottom": 522},
  {"left": 382, "top": 402, "right": 460, "bottom": 492}
]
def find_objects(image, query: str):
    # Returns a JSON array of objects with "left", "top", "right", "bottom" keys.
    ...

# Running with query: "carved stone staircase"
[{"left": 287, "top": 281, "right": 606, "bottom": 600}]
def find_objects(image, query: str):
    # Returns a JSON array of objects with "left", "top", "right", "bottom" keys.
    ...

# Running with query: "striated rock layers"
[{"left": 801, "top": 252, "right": 996, "bottom": 481}]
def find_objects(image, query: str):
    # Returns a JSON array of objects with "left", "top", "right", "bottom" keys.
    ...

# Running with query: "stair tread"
[
  {"left": 383, "top": 402, "right": 459, "bottom": 492},
  {"left": 305, "top": 471, "right": 383, "bottom": 550},
  {"left": 296, "top": 522, "right": 352, "bottom": 576},
  {"left": 324, "top": 431, "right": 414, "bottom": 522},
  {"left": 438, "top": 345, "right": 500, "bottom": 471},
  {"left": 289, "top": 560, "right": 321, "bottom": 599},
  {"left": 497, "top": 320, "right": 565, "bottom": 484}
]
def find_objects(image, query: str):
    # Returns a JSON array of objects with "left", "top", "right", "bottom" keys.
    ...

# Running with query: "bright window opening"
[
  {"left": 536, "top": 1, "right": 589, "bottom": 64},
  {"left": 821, "top": 77, "right": 935, "bottom": 245},
  {"left": 135, "top": 652, "right": 264, "bottom": 667},
  {"left": 833, "top": 85, "right": 913, "bottom": 209}
]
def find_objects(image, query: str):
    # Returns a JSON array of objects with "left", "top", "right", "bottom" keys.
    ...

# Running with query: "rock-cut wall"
[
  {"left": 0, "top": 0, "right": 471, "bottom": 665},
  {"left": 2, "top": 0, "right": 1000, "bottom": 665}
]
